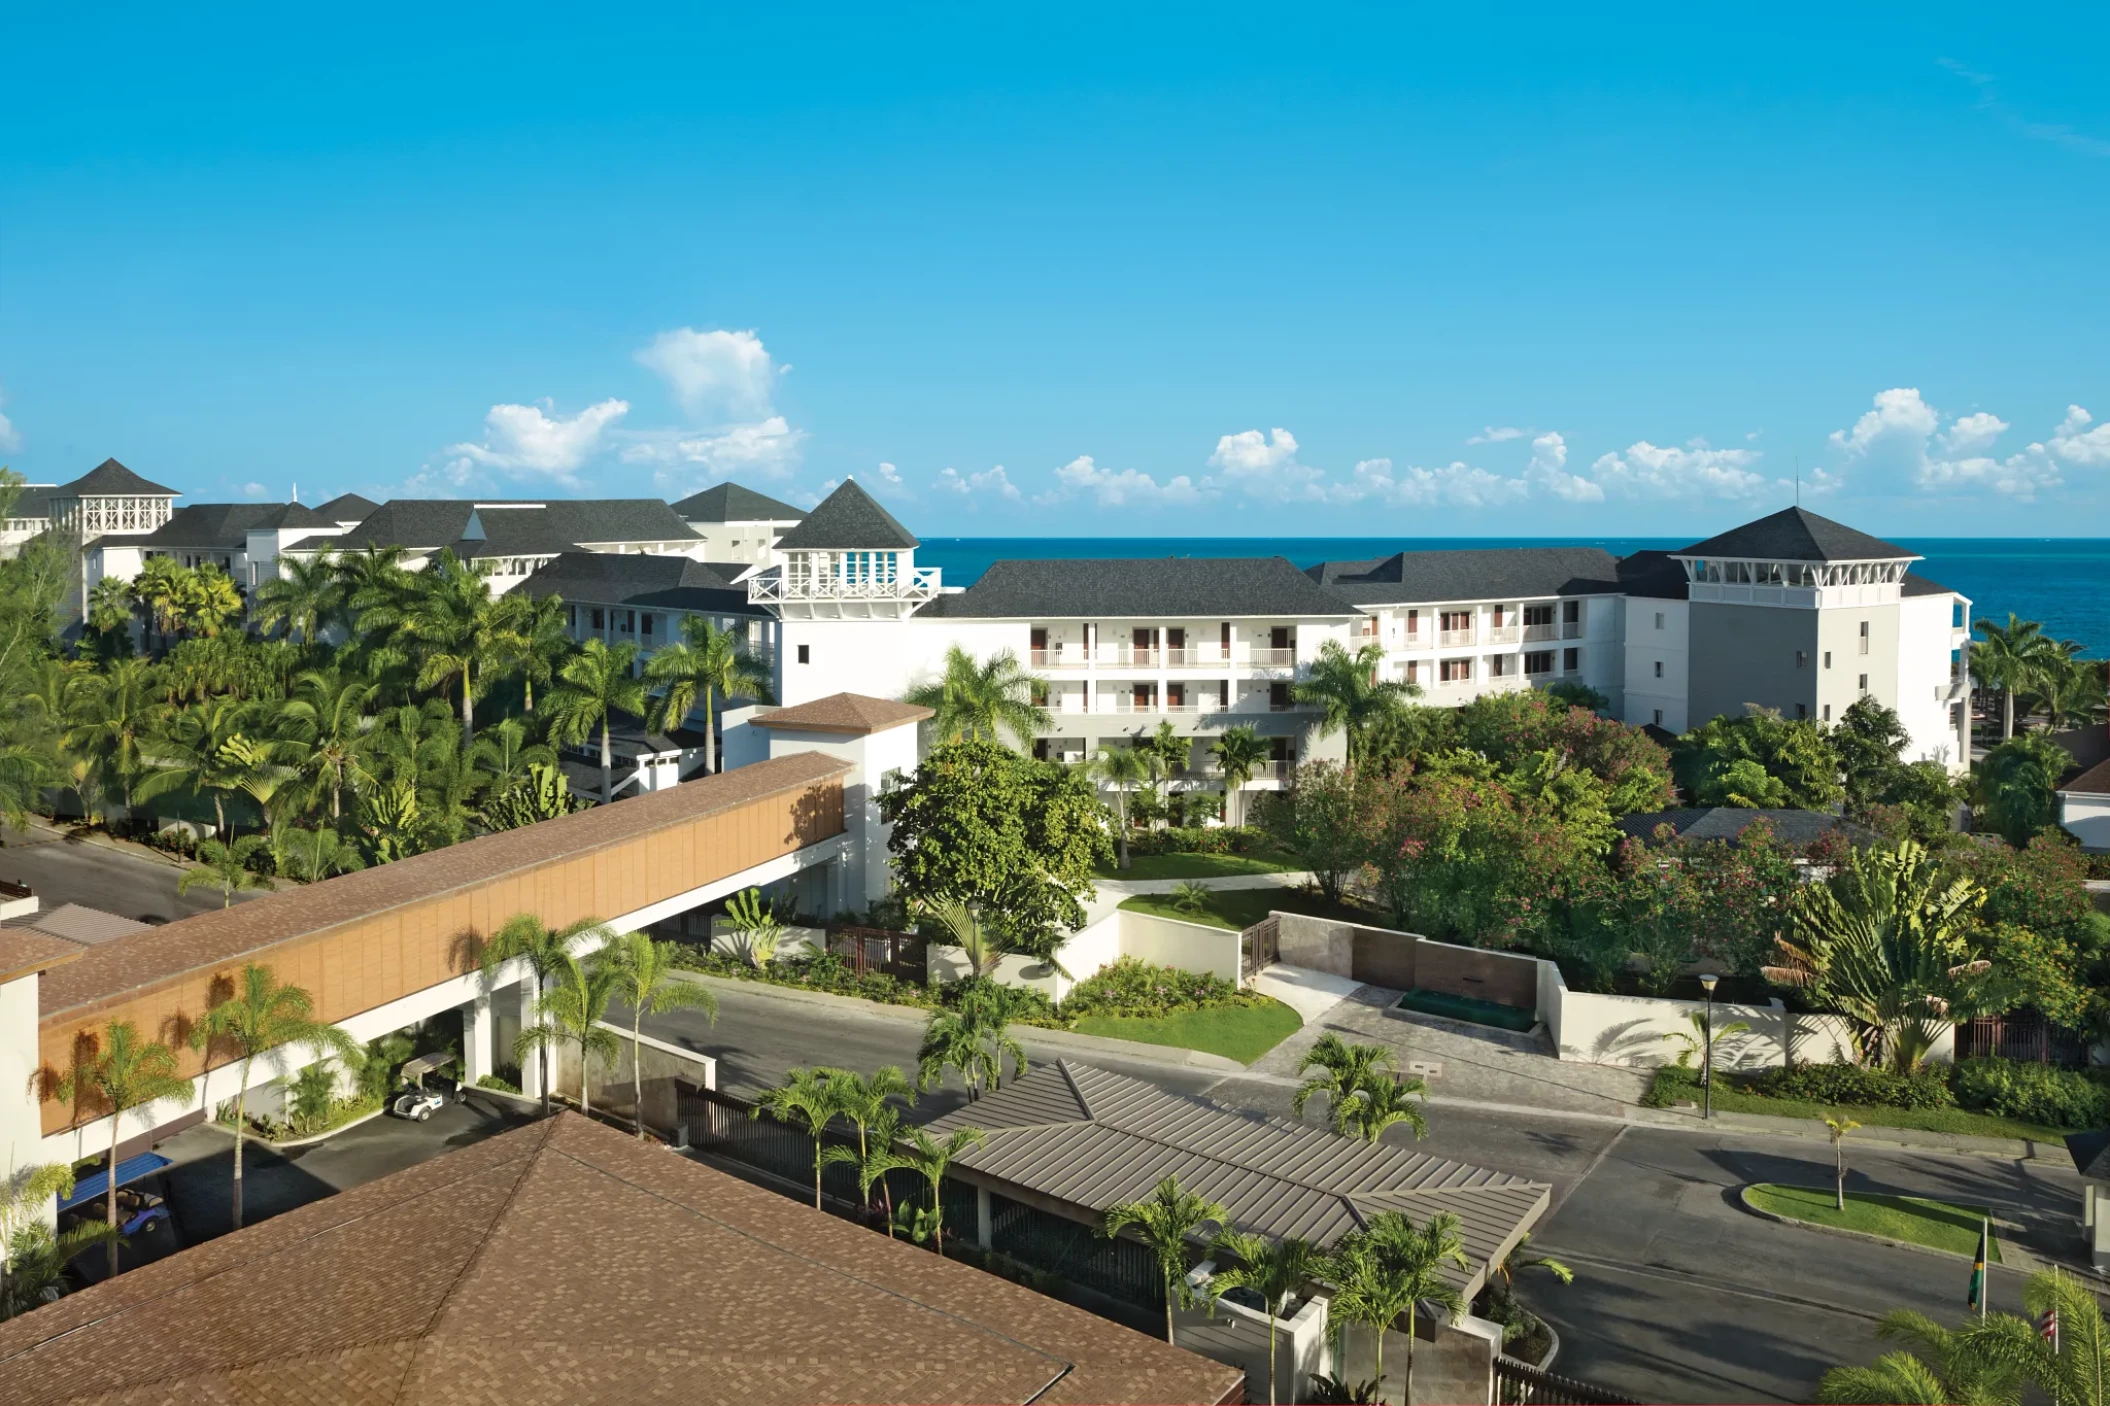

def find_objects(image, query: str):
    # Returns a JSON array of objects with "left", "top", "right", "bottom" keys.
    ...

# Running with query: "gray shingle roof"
[
  {"left": 55, "top": 458, "right": 179, "bottom": 498},
  {"left": 313, "top": 492, "right": 380, "bottom": 523},
  {"left": 518, "top": 552, "right": 771, "bottom": 618},
  {"left": 1615, "top": 807, "right": 1875, "bottom": 847},
  {"left": 929, "top": 1061, "right": 1549, "bottom": 1291},
  {"left": 1902, "top": 572, "right": 1956, "bottom": 598},
  {"left": 1306, "top": 546, "right": 1622, "bottom": 605},
  {"left": 1674, "top": 507, "right": 1914, "bottom": 562},
  {"left": 774, "top": 479, "right": 918, "bottom": 550},
  {"left": 135, "top": 502, "right": 338, "bottom": 550},
  {"left": 2067, "top": 1129, "right": 2110, "bottom": 1180},
  {"left": 919, "top": 556, "right": 1361, "bottom": 620},
  {"left": 334, "top": 500, "right": 699, "bottom": 558},
  {"left": 4, "top": 484, "right": 57, "bottom": 521},
  {"left": 1616, "top": 549, "right": 1689, "bottom": 601},
  {"left": 673, "top": 482, "right": 805, "bottom": 523}
]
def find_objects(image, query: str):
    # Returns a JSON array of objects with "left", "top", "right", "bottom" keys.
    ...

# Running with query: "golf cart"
[{"left": 390, "top": 1052, "right": 466, "bottom": 1122}]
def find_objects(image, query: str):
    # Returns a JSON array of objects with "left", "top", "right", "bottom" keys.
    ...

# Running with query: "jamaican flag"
[{"left": 1967, "top": 1218, "right": 1990, "bottom": 1313}]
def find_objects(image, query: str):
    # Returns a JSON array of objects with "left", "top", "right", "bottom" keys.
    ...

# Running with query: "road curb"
[
  {"left": 16, "top": 817, "right": 192, "bottom": 870},
  {"left": 1645, "top": 1104, "right": 2069, "bottom": 1164},
  {"left": 195, "top": 1105, "right": 388, "bottom": 1150},
  {"left": 1734, "top": 1182, "right": 2042, "bottom": 1270}
]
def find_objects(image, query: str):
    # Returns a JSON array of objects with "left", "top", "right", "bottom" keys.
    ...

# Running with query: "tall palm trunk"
[
  {"left": 105, "top": 1114, "right": 122, "bottom": 1276},
  {"left": 576, "top": 1032, "right": 594, "bottom": 1119},
  {"left": 231, "top": 1054, "right": 252, "bottom": 1229},
  {"left": 599, "top": 721, "right": 613, "bottom": 804},
  {"left": 1401, "top": 1303, "right": 1416, "bottom": 1406},
  {"left": 1266, "top": 1317, "right": 1279, "bottom": 1406},
  {"left": 1165, "top": 1270, "right": 1177, "bottom": 1342},
  {"left": 460, "top": 665, "right": 474, "bottom": 748},
  {"left": 2003, "top": 688, "right": 2016, "bottom": 740},
  {"left": 702, "top": 684, "right": 716, "bottom": 775},
  {"left": 630, "top": 1006, "right": 646, "bottom": 1138},
  {"left": 1116, "top": 793, "right": 1130, "bottom": 870}
]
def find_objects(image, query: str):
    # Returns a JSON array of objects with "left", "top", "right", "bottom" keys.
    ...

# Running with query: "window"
[
  {"left": 796, "top": 644, "right": 810, "bottom": 665},
  {"left": 1796, "top": 703, "right": 1807, "bottom": 719},
  {"left": 1654, "top": 611, "right": 1665, "bottom": 630},
  {"left": 1524, "top": 651, "right": 1552, "bottom": 675},
  {"left": 1653, "top": 660, "right": 1663, "bottom": 679},
  {"left": 1562, "top": 601, "right": 1580, "bottom": 623},
  {"left": 1652, "top": 709, "right": 1663, "bottom": 726},
  {"left": 1489, "top": 655, "right": 1510, "bottom": 677},
  {"left": 1523, "top": 604, "right": 1554, "bottom": 627},
  {"left": 1440, "top": 658, "right": 1473, "bottom": 683},
  {"left": 1824, "top": 650, "right": 1832, "bottom": 669},
  {"left": 1858, "top": 673, "right": 1869, "bottom": 694},
  {"left": 1405, "top": 659, "right": 1420, "bottom": 683},
  {"left": 641, "top": 614, "right": 655, "bottom": 638},
  {"left": 1562, "top": 647, "right": 1579, "bottom": 672},
  {"left": 1439, "top": 610, "right": 1472, "bottom": 632},
  {"left": 1268, "top": 682, "right": 1291, "bottom": 709},
  {"left": 1823, "top": 704, "right": 1832, "bottom": 721},
  {"left": 590, "top": 608, "right": 605, "bottom": 630},
  {"left": 1795, "top": 650, "right": 1807, "bottom": 669},
  {"left": 1859, "top": 620, "right": 1871, "bottom": 654}
]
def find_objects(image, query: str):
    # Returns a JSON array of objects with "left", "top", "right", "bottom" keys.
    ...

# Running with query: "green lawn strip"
[
  {"left": 1645, "top": 1069, "right": 2071, "bottom": 1143},
  {"left": 1093, "top": 850, "right": 1305, "bottom": 880},
  {"left": 1745, "top": 1182, "right": 2003, "bottom": 1260},
  {"left": 1069, "top": 998, "right": 1303, "bottom": 1064},
  {"left": 1118, "top": 887, "right": 1385, "bottom": 932}
]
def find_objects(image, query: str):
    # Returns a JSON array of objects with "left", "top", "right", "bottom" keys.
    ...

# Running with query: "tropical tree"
[
  {"left": 916, "top": 983, "right": 1027, "bottom": 1100},
  {"left": 879, "top": 1123, "right": 985, "bottom": 1257},
  {"left": 134, "top": 695, "right": 253, "bottom": 837},
  {"left": 751, "top": 1066, "right": 842, "bottom": 1210},
  {"left": 1, "top": 1163, "right": 119, "bottom": 1319},
  {"left": 546, "top": 637, "right": 645, "bottom": 803},
  {"left": 271, "top": 823, "right": 367, "bottom": 883},
  {"left": 276, "top": 669, "right": 378, "bottom": 822},
  {"left": 481, "top": 913, "right": 608, "bottom": 1117},
  {"left": 1332, "top": 1074, "right": 1431, "bottom": 1144},
  {"left": 601, "top": 929, "right": 718, "bottom": 1137},
  {"left": 365, "top": 549, "right": 526, "bottom": 746},
  {"left": 1972, "top": 614, "right": 2066, "bottom": 740},
  {"left": 84, "top": 573, "right": 136, "bottom": 644},
  {"left": 1207, "top": 1232, "right": 1326, "bottom": 1406},
  {"left": 1087, "top": 744, "right": 1154, "bottom": 870},
  {"left": 0, "top": 744, "right": 53, "bottom": 832},
  {"left": 1102, "top": 1175, "right": 1229, "bottom": 1345},
  {"left": 508, "top": 591, "right": 573, "bottom": 714},
  {"left": 820, "top": 1105, "right": 908, "bottom": 1235},
  {"left": 818, "top": 1066, "right": 915, "bottom": 1230},
  {"left": 1766, "top": 840, "right": 1992, "bottom": 1070},
  {"left": 1955, "top": 1268, "right": 2109, "bottom": 1406},
  {"left": 478, "top": 762, "right": 584, "bottom": 831},
  {"left": 466, "top": 715, "right": 554, "bottom": 798},
  {"left": 177, "top": 835, "right": 274, "bottom": 908},
  {"left": 1325, "top": 1210, "right": 1468, "bottom": 1406},
  {"left": 132, "top": 556, "right": 189, "bottom": 650},
  {"left": 55, "top": 1020, "right": 193, "bottom": 1275},
  {"left": 1822, "top": 1114, "right": 1861, "bottom": 1212},
  {"left": 924, "top": 897, "right": 1005, "bottom": 980},
  {"left": 1210, "top": 724, "right": 1272, "bottom": 827},
  {"left": 1975, "top": 731, "right": 2072, "bottom": 846},
  {"left": 1660, "top": 1008, "right": 1753, "bottom": 1071},
  {"left": 252, "top": 550, "right": 342, "bottom": 643},
  {"left": 335, "top": 543, "right": 414, "bottom": 635},
  {"left": 2033, "top": 657, "right": 2107, "bottom": 732},
  {"left": 62, "top": 656, "right": 159, "bottom": 814},
  {"left": 644, "top": 615, "right": 773, "bottom": 772},
  {"left": 1818, "top": 1307, "right": 2032, "bottom": 1405},
  {"left": 514, "top": 952, "right": 622, "bottom": 1120},
  {"left": 903, "top": 643, "right": 1051, "bottom": 748},
  {"left": 189, "top": 963, "right": 357, "bottom": 1230},
  {"left": 1292, "top": 1035, "right": 1398, "bottom": 1124},
  {"left": 1295, "top": 639, "right": 1419, "bottom": 765}
]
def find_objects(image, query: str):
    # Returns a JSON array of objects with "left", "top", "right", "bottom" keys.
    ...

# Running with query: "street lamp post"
[{"left": 1699, "top": 973, "right": 1719, "bottom": 1121}]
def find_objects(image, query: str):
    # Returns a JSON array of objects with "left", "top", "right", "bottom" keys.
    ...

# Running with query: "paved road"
[
  {"left": 648, "top": 981, "right": 2091, "bottom": 1405},
  {"left": 0, "top": 823, "right": 272, "bottom": 923}
]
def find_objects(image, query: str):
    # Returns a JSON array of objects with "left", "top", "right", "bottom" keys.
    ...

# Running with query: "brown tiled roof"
[
  {"left": 2060, "top": 755, "right": 2110, "bottom": 796},
  {"left": 38, "top": 751, "right": 850, "bottom": 1018},
  {"left": 0, "top": 927, "right": 81, "bottom": 985},
  {"left": 0, "top": 1113, "right": 1242, "bottom": 1406},
  {"left": 750, "top": 692, "right": 933, "bottom": 736},
  {"left": 3, "top": 902, "right": 150, "bottom": 946}
]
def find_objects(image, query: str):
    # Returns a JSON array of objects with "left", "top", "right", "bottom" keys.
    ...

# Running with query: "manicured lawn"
[
  {"left": 1070, "top": 997, "right": 1303, "bottom": 1064},
  {"left": 1093, "top": 849, "right": 1305, "bottom": 881},
  {"left": 1746, "top": 1183, "right": 2003, "bottom": 1261},
  {"left": 1645, "top": 1068, "right": 2072, "bottom": 1143},
  {"left": 1119, "top": 887, "right": 1386, "bottom": 932}
]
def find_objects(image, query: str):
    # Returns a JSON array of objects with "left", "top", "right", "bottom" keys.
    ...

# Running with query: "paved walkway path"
[{"left": 1246, "top": 962, "right": 1360, "bottom": 1022}]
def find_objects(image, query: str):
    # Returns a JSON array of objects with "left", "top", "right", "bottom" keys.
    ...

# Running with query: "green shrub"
[
  {"left": 1059, "top": 957, "right": 1249, "bottom": 1020},
  {"left": 1949, "top": 1057, "right": 2110, "bottom": 1130},
  {"left": 1751, "top": 1062, "right": 1956, "bottom": 1110},
  {"left": 1128, "top": 826, "right": 1268, "bottom": 857},
  {"left": 475, "top": 1073, "right": 523, "bottom": 1095}
]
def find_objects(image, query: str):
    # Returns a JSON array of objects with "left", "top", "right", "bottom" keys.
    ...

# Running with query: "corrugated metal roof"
[{"left": 932, "top": 1061, "right": 1551, "bottom": 1290}]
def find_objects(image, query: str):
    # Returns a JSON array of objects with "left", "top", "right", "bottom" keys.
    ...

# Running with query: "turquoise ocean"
[{"left": 912, "top": 537, "right": 2110, "bottom": 658}]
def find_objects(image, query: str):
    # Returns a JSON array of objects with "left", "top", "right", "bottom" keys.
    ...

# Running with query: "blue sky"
[{"left": 4, "top": 4, "right": 2108, "bottom": 537}]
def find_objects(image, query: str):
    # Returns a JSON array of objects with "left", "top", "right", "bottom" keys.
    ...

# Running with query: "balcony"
[
  {"left": 748, "top": 566, "right": 941, "bottom": 604},
  {"left": 1030, "top": 647, "right": 1092, "bottom": 670},
  {"left": 1485, "top": 624, "right": 1521, "bottom": 644},
  {"left": 1936, "top": 676, "right": 1972, "bottom": 703},
  {"left": 1563, "top": 621, "right": 1583, "bottom": 639},
  {"left": 1438, "top": 628, "right": 1475, "bottom": 647},
  {"left": 1522, "top": 623, "right": 1560, "bottom": 642},
  {"left": 1247, "top": 647, "right": 1296, "bottom": 668},
  {"left": 1103, "top": 697, "right": 1207, "bottom": 714}
]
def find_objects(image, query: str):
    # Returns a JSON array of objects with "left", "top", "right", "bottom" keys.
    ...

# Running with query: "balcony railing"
[
  {"left": 1030, "top": 647, "right": 1091, "bottom": 670},
  {"left": 1486, "top": 625, "right": 1521, "bottom": 644},
  {"left": 1248, "top": 648, "right": 1295, "bottom": 668},
  {"left": 748, "top": 566, "right": 941, "bottom": 603},
  {"left": 1103, "top": 697, "right": 1206, "bottom": 714},
  {"left": 1522, "top": 623, "right": 1560, "bottom": 642},
  {"left": 1438, "top": 628, "right": 1475, "bottom": 647},
  {"left": 1563, "top": 621, "right": 1583, "bottom": 639}
]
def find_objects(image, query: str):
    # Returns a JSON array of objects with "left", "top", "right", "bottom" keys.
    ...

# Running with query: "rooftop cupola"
[
  {"left": 46, "top": 458, "right": 179, "bottom": 538},
  {"left": 1669, "top": 506, "right": 1920, "bottom": 608},
  {"left": 749, "top": 478, "right": 936, "bottom": 618}
]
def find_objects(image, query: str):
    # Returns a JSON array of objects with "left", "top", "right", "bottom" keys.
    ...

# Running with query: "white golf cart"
[{"left": 390, "top": 1052, "right": 466, "bottom": 1122}]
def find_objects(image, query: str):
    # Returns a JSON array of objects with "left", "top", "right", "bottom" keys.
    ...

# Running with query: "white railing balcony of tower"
[{"left": 747, "top": 566, "right": 940, "bottom": 604}]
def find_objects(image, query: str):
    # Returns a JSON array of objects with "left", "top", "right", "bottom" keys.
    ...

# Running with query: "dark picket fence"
[
  {"left": 1955, "top": 1012, "right": 2088, "bottom": 1067},
  {"left": 1494, "top": 1355, "right": 1638, "bottom": 1406}
]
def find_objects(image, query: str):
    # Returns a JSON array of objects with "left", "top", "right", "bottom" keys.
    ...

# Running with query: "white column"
[
  {"left": 514, "top": 978, "right": 544, "bottom": 1099},
  {"left": 464, "top": 993, "right": 494, "bottom": 1085},
  {"left": 976, "top": 1185, "right": 993, "bottom": 1248}
]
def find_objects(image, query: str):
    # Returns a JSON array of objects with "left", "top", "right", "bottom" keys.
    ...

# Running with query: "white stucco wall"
[
  {"left": 1897, "top": 591, "right": 1968, "bottom": 770},
  {"left": 1623, "top": 597, "right": 1690, "bottom": 733},
  {"left": 2062, "top": 792, "right": 2110, "bottom": 851},
  {"left": 1112, "top": 910, "right": 1243, "bottom": 983}
]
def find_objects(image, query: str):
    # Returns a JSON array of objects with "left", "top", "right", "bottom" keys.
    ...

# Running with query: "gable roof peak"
[
  {"left": 55, "top": 457, "right": 180, "bottom": 499},
  {"left": 1674, "top": 505, "right": 1914, "bottom": 563},
  {"left": 774, "top": 478, "right": 918, "bottom": 550}
]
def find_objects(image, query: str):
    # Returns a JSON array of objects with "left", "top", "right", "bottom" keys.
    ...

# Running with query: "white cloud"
[
  {"left": 871, "top": 460, "right": 912, "bottom": 498},
  {"left": 1206, "top": 428, "right": 1338, "bottom": 501},
  {"left": 0, "top": 409, "right": 19, "bottom": 455},
  {"left": 2051, "top": 405, "right": 2110, "bottom": 466},
  {"left": 446, "top": 398, "right": 630, "bottom": 484},
  {"left": 1346, "top": 457, "right": 1532, "bottom": 509},
  {"left": 1590, "top": 439, "right": 1768, "bottom": 499},
  {"left": 1828, "top": 387, "right": 2065, "bottom": 500},
  {"left": 1040, "top": 454, "right": 1207, "bottom": 508},
  {"left": 1523, "top": 432, "right": 1605, "bottom": 503},
  {"left": 1467, "top": 426, "right": 1526, "bottom": 445},
  {"left": 635, "top": 328, "right": 783, "bottom": 421},
  {"left": 618, "top": 416, "right": 807, "bottom": 495},
  {"left": 242, "top": 482, "right": 269, "bottom": 499},
  {"left": 935, "top": 464, "right": 1023, "bottom": 501}
]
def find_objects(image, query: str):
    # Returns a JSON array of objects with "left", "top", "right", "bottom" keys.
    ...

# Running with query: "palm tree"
[
  {"left": 134, "top": 695, "right": 253, "bottom": 837},
  {"left": 275, "top": 668, "right": 379, "bottom": 823},
  {"left": 645, "top": 615, "right": 773, "bottom": 772},
  {"left": 916, "top": 985, "right": 1027, "bottom": 1100},
  {"left": 925, "top": 897, "right": 1005, "bottom": 980},
  {"left": 132, "top": 557, "right": 190, "bottom": 651},
  {"left": 63, "top": 656, "right": 159, "bottom": 815},
  {"left": 1975, "top": 732, "right": 2073, "bottom": 845},
  {"left": 85, "top": 575, "right": 136, "bottom": 641},
  {"left": 818, "top": 1066, "right": 915, "bottom": 1229},
  {"left": 514, "top": 952, "right": 622, "bottom": 1120},
  {"left": 1818, "top": 1307, "right": 2031, "bottom": 1405},
  {"left": 481, "top": 913, "right": 608, "bottom": 1117},
  {"left": 1292, "top": 1034, "right": 1398, "bottom": 1123},
  {"left": 1767, "top": 840, "right": 1992, "bottom": 1071},
  {"left": 467, "top": 715, "right": 555, "bottom": 799},
  {"left": 55, "top": 1020, "right": 193, "bottom": 1276},
  {"left": 601, "top": 929, "right": 718, "bottom": 1137},
  {"left": 188, "top": 963, "right": 356, "bottom": 1230},
  {"left": 0, "top": 744, "right": 54, "bottom": 832},
  {"left": 177, "top": 835, "right": 274, "bottom": 908},
  {"left": 271, "top": 823, "right": 367, "bottom": 883},
  {"left": 252, "top": 550, "right": 343, "bottom": 643},
  {"left": 366, "top": 550, "right": 526, "bottom": 746},
  {"left": 821, "top": 1105, "right": 908, "bottom": 1235},
  {"left": 179, "top": 564, "right": 245, "bottom": 637},
  {"left": 1822, "top": 1114, "right": 1861, "bottom": 1211},
  {"left": 1332, "top": 1074, "right": 1430, "bottom": 1144},
  {"left": 546, "top": 638, "right": 645, "bottom": 803},
  {"left": 1207, "top": 1232, "right": 1325, "bottom": 1406},
  {"left": 508, "top": 592, "right": 573, "bottom": 714},
  {"left": 1295, "top": 640, "right": 1419, "bottom": 765},
  {"left": 1326, "top": 1210, "right": 1468, "bottom": 1406},
  {"left": 1102, "top": 1175, "right": 1229, "bottom": 1345},
  {"left": 904, "top": 643, "right": 1051, "bottom": 748},
  {"left": 1955, "top": 1269, "right": 2108, "bottom": 1406},
  {"left": 2, "top": 1162, "right": 121, "bottom": 1319},
  {"left": 879, "top": 1122, "right": 986, "bottom": 1257},
  {"left": 1209, "top": 724, "right": 1271, "bottom": 827},
  {"left": 1972, "top": 614, "right": 2065, "bottom": 740},
  {"left": 1087, "top": 744, "right": 1154, "bottom": 870},
  {"left": 751, "top": 1066, "right": 842, "bottom": 1210}
]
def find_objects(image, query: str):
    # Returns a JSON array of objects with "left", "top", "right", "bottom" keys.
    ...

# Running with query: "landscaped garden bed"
[
  {"left": 1643, "top": 1063, "right": 2081, "bottom": 1143},
  {"left": 1070, "top": 998, "right": 1301, "bottom": 1064},
  {"left": 1393, "top": 987, "right": 1537, "bottom": 1033},
  {"left": 1117, "top": 886, "right": 1385, "bottom": 932},
  {"left": 1743, "top": 1183, "right": 2003, "bottom": 1260}
]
